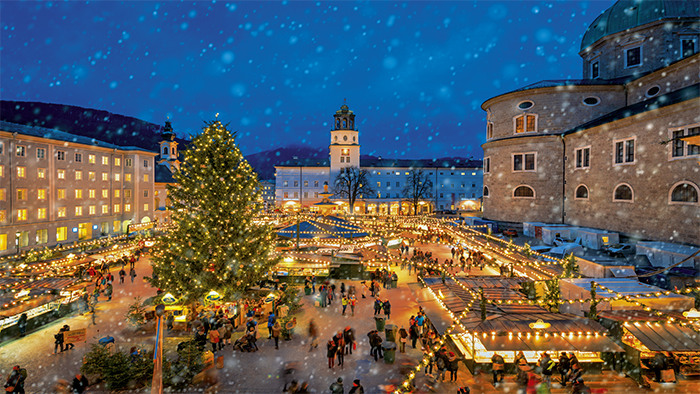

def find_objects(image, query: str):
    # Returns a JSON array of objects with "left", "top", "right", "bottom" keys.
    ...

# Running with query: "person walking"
[
  {"left": 349, "top": 295, "right": 356, "bottom": 316},
  {"left": 71, "top": 373, "right": 89, "bottom": 394},
  {"left": 320, "top": 285, "right": 328, "bottom": 308},
  {"left": 267, "top": 311, "right": 276, "bottom": 339},
  {"left": 373, "top": 298, "right": 382, "bottom": 316},
  {"left": 330, "top": 377, "right": 344, "bottom": 394},
  {"left": 208, "top": 327, "right": 220, "bottom": 353},
  {"left": 105, "top": 282, "right": 113, "bottom": 301},
  {"left": 341, "top": 295, "right": 349, "bottom": 315},
  {"left": 246, "top": 325, "right": 259, "bottom": 351},
  {"left": 54, "top": 329, "right": 65, "bottom": 354},
  {"left": 4, "top": 366, "right": 26, "bottom": 394},
  {"left": 271, "top": 321, "right": 281, "bottom": 350},
  {"left": 308, "top": 319, "right": 319, "bottom": 351},
  {"left": 129, "top": 267, "right": 137, "bottom": 283},
  {"left": 409, "top": 323, "right": 420, "bottom": 349},
  {"left": 447, "top": 351, "right": 460, "bottom": 382},
  {"left": 383, "top": 299, "right": 391, "bottom": 320},
  {"left": 343, "top": 326, "right": 355, "bottom": 355},
  {"left": 61, "top": 325, "right": 75, "bottom": 350},
  {"left": 334, "top": 331, "right": 346, "bottom": 369},
  {"left": 398, "top": 327, "right": 408, "bottom": 353},
  {"left": 558, "top": 352, "right": 570, "bottom": 387},
  {"left": 17, "top": 314, "right": 27, "bottom": 337},
  {"left": 539, "top": 352, "right": 555, "bottom": 388},
  {"left": 327, "top": 340, "right": 337, "bottom": 369},
  {"left": 491, "top": 352, "right": 505, "bottom": 384},
  {"left": 119, "top": 268, "right": 126, "bottom": 284}
]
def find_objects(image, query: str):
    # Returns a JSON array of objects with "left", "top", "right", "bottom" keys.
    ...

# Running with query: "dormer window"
[
  {"left": 625, "top": 46, "right": 642, "bottom": 68},
  {"left": 591, "top": 59, "right": 600, "bottom": 79},
  {"left": 681, "top": 36, "right": 698, "bottom": 59}
]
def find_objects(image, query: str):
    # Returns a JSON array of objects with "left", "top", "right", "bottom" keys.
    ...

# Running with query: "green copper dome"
[{"left": 581, "top": 0, "right": 700, "bottom": 51}]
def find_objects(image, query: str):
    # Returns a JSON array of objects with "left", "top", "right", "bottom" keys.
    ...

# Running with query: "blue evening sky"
[{"left": 0, "top": 1, "right": 611, "bottom": 159}]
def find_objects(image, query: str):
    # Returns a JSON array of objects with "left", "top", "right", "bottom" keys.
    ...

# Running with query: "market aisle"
[{"left": 0, "top": 254, "right": 158, "bottom": 392}]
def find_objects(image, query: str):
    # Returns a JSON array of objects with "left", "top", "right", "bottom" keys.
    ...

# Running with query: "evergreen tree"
[
  {"left": 562, "top": 253, "right": 580, "bottom": 278},
  {"left": 149, "top": 119, "right": 278, "bottom": 303},
  {"left": 544, "top": 279, "right": 560, "bottom": 312},
  {"left": 589, "top": 281, "right": 599, "bottom": 320}
]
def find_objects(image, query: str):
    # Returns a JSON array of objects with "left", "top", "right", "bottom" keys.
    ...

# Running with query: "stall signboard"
[
  {"left": 63, "top": 328, "right": 87, "bottom": 343},
  {"left": 161, "top": 293, "right": 178, "bottom": 305}
]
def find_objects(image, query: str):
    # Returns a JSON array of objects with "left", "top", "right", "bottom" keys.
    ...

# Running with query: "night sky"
[{"left": 1, "top": 1, "right": 611, "bottom": 159}]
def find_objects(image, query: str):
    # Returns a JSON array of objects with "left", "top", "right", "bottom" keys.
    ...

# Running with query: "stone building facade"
[{"left": 481, "top": 0, "right": 700, "bottom": 245}]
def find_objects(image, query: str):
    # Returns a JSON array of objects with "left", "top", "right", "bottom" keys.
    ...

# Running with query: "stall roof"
[
  {"left": 13, "top": 278, "right": 79, "bottom": 291},
  {"left": 478, "top": 333, "right": 623, "bottom": 353},
  {"left": 462, "top": 312, "right": 609, "bottom": 334},
  {"left": 623, "top": 322, "right": 700, "bottom": 352},
  {"left": 562, "top": 278, "right": 691, "bottom": 300},
  {"left": 416, "top": 298, "right": 455, "bottom": 336}
]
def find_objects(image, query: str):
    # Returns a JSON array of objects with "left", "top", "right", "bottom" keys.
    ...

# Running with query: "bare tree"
[
  {"left": 333, "top": 166, "right": 375, "bottom": 213},
  {"left": 402, "top": 168, "right": 433, "bottom": 214}
]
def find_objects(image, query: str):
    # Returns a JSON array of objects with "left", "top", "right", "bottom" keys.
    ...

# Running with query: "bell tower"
[
  {"left": 329, "top": 101, "right": 360, "bottom": 176},
  {"left": 158, "top": 120, "right": 180, "bottom": 171}
]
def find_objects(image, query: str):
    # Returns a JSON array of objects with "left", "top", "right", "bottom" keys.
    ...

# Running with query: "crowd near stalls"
[{"left": 0, "top": 238, "right": 147, "bottom": 342}]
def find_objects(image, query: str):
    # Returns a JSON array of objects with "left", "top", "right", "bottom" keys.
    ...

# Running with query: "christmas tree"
[{"left": 149, "top": 119, "right": 278, "bottom": 303}]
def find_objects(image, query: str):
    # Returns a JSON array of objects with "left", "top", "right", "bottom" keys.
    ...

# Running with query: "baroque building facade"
[
  {"left": 275, "top": 104, "right": 483, "bottom": 214},
  {"left": 481, "top": 0, "right": 700, "bottom": 245}
]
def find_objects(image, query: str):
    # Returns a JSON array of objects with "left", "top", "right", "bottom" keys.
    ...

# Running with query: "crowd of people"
[{"left": 491, "top": 351, "right": 589, "bottom": 394}]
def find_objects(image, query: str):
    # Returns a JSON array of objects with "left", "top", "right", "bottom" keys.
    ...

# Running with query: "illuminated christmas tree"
[{"left": 149, "top": 119, "right": 278, "bottom": 302}]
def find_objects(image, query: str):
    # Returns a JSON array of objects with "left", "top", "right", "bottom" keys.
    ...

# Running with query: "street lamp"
[
  {"left": 151, "top": 304, "right": 165, "bottom": 394},
  {"left": 15, "top": 231, "right": 21, "bottom": 255}
]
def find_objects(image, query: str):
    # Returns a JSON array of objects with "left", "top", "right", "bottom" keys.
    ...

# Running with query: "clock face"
[{"left": 343, "top": 135, "right": 348, "bottom": 141}]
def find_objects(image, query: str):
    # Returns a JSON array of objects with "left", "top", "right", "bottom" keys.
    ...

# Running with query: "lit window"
[
  {"left": 36, "top": 229, "right": 48, "bottom": 244},
  {"left": 102, "top": 189, "right": 108, "bottom": 198},
  {"left": 17, "top": 189, "right": 27, "bottom": 200},
  {"left": 125, "top": 174, "right": 132, "bottom": 182},
  {"left": 88, "top": 154, "right": 96, "bottom": 164},
  {"left": 57, "top": 189, "right": 66, "bottom": 199},
  {"left": 144, "top": 203, "right": 149, "bottom": 211},
  {"left": 115, "top": 173, "right": 121, "bottom": 182},
  {"left": 75, "top": 189, "right": 83, "bottom": 199},
  {"left": 57, "top": 170, "right": 66, "bottom": 179},
  {"left": 124, "top": 189, "right": 132, "bottom": 198},
  {"left": 58, "top": 207, "right": 66, "bottom": 218},
  {"left": 575, "top": 147, "right": 590, "bottom": 169},
  {"left": 114, "top": 189, "right": 120, "bottom": 198},
  {"left": 89, "top": 171, "right": 96, "bottom": 181},
  {"left": 17, "top": 167, "right": 26, "bottom": 178},
  {"left": 102, "top": 156, "right": 109, "bottom": 165},
  {"left": 671, "top": 127, "right": 700, "bottom": 158},
  {"left": 16, "top": 145, "right": 26, "bottom": 157},
  {"left": 37, "top": 148, "right": 45, "bottom": 159},
  {"left": 144, "top": 174, "right": 149, "bottom": 182},
  {"left": 514, "top": 114, "right": 537, "bottom": 133},
  {"left": 114, "top": 204, "right": 120, "bottom": 213},
  {"left": 114, "top": 158, "right": 121, "bottom": 166},
  {"left": 513, "top": 185, "right": 535, "bottom": 199},
  {"left": 37, "top": 208, "right": 47, "bottom": 219},
  {"left": 56, "top": 227, "right": 68, "bottom": 241},
  {"left": 102, "top": 205, "right": 109, "bottom": 214},
  {"left": 38, "top": 168, "right": 46, "bottom": 179},
  {"left": 0, "top": 234, "right": 6, "bottom": 250},
  {"left": 0, "top": 165, "right": 3, "bottom": 177},
  {"left": 102, "top": 173, "right": 108, "bottom": 181},
  {"left": 17, "top": 209, "right": 27, "bottom": 221},
  {"left": 75, "top": 171, "right": 83, "bottom": 180},
  {"left": 89, "top": 205, "right": 96, "bottom": 215},
  {"left": 614, "top": 138, "right": 635, "bottom": 164},
  {"left": 125, "top": 204, "right": 131, "bottom": 212},
  {"left": 37, "top": 189, "right": 46, "bottom": 200},
  {"left": 89, "top": 189, "right": 96, "bottom": 198}
]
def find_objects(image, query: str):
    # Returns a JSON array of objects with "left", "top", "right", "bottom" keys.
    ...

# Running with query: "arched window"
[
  {"left": 336, "top": 119, "right": 341, "bottom": 129},
  {"left": 670, "top": 182, "right": 699, "bottom": 204},
  {"left": 343, "top": 119, "right": 347, "bottom": 128},
  {"left": 483, "top": 186, "right": 489, "bottom": 197},
  {"left": 486, "top": 122, "right": 494, "bottom": 140},
  {"left": 513, "top": 185, "right": 535, "bottom": 199},
  {"left": 163, "top": 146, "right": 169, "bottom": 155},
  {"left": 575, "top": 185, "right": 589, "bottom": 200},
  {"left": 613, "top": 183, "right": 634, "bottom": 202}
]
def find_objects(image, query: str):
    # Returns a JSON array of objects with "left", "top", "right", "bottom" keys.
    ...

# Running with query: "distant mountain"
[{"left": 0, "top": 100, "right": 478, "bottom": 181}]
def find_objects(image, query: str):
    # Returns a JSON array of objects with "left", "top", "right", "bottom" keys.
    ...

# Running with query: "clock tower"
[{"left": 329, "top": 102, "right": 360, "bottom": 176}]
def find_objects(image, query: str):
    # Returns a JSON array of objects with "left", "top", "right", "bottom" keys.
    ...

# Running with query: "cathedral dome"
[{"left": 580, "top": 0, "right": 700, "bottom": 51}]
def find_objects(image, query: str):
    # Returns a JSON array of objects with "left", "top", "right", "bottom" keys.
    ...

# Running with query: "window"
[
  {"left": 36, "top": 229, "right": 48, "bottom": 244},
  {"left": 113, "top": 221, "right": 121, "bottom": 232},
  {"left": 396, "top": 182, "right": 400, "bottom": 187},
  {"left": 17, "top": 166, "right": 26, "bottom": 178},
  {"left": 125, "top": 204, "right": 131, "bottom": 212},
  {"left": 340, "top": 157, "right": 345, "bottom": 163},
  {"left": 386, "top": 181, "right": 390, "bottom": 187},
  {"left": 37, "top": 148, "right": 45, "bottom": 159},
  {"left": 670, "top": 182, "right": 698, "bottom": 204},
  {"left": 88, "top": 154, "right": 96, "bottom": 164},
  {"left": 89, "top": 189, "right": 96, "bottom": 198},
  {"left": 575, "top": 185, "right": 589, "bottom": 200},
  {"left": 671, "top": 126, "right": 700, "bottom": 158},
  {"left": 0, "top": 189, "right": 4, "bottom": 201},
  {"left": 102, "top": 189, "right": 108, "bottom": 198},
  {"left": 114, "top": 190, "right": 121, "bottom": 198},
  {"left": 293, "top": 181, "right": 298, "bottom": 187},
  {"left": 283, "top": 181, "right": 288, "bottom": 187},
  {"left": 114, "top": 158, "right": 120, "bottom": 166},
  {"left": 144, "top": 160, "right": 149, "bottom": 168},
  {"left": 513, "top": 153, "right": 536, "bottom": 172},
  {"left": 591, "top": 59, "right": 600, "bottom": 79},
  {"left": 37, "top": 208, "right": 47, "bottom": 219},
  {"left": 284, "top": 192, "right": 288, "bottom": 199},
  {"left": 0, "top": 142, "right": 3, "bottom": 155},
  {"left": 115, "top": 174, "right": 121, "bottom": 182},
  {"left": 583, "top": 97, "right": 600, "bottom": 106},
  {"left": 89, "top": 205, "right": 96, "bottom": 215},
  {"left": 57, "top": 189, "right": 66, "bottom": 199},
  {"left": 144, "top": 190, "right": 149, "bottom": 197},
  {"left": 0, "top": 165, "right": 3, "bottom": 177},
  {"left": 646, "top": 86, "right": 660, "bottom": 98},
  {"left": 303, "top": 192, "right": 308, "bottom": 198},
  {"left": 125, "top": 174, "right": 132, "bottom": 182},
  {"left": 38, "top": 168, "right": 46, "bottom": 179},
  {"left": 613, "top": 184, "right": 634, "bottom": 202},
  {"left": 114, "top": 204, "right": 120, "bottom": 213},
  {"left": 75, "top": 153, "right": 82, "bottom": 162},
  {"left": 517, "top": 100, "right": 534, "bottom": 110},
  {"left": 314, "top": 192, "right": 319, "bottom": 198},
  {"left": 125, "top": 158, "right": 132, "bottom": 167},
  {"left": 484, "top": 157, "right": 491, "bottom": 174},
  {"left": 575, "top": 147, "right": 590, "bottom": 169},
  {"left": 37, "top": 189, "right": 46, "bottom": 200},
  {"left": 89, "top": 171, "right": 96, "bottom": 181},
  {"left": 102, "top": 205, "right": 109, "bottom": 214},
  {"left": 17, "top": 209, "right": 27, "bottom": 221},
  {"left": 314, "top": 181, "right": 319, "bottom": 187},
  {"left": 614, "top": 138, "right": 635, "bottom": 164},
  {"left": 56, "top": 227, "right": 68, "bottom": 242},
  {"left": 102, "top": 156, "right": 109, "bottom": 165},
  {"left": 57, "top": 169, "right": 66, "bottom": 179},
  {"left": 293, "top": 192, "right": 298, "bottom": 198},
  {"left": 58, "top": 207, "right": 66, "bottom": 218},
  {"left": 0, "top": 211, "right": 4, "bottom": 222},
  {"left": 124, "top": 189, "right": 131, "bottom": 198},
  {"left": 56, "top": 151, "right": 65, "bottom": 160},
  {"left": 625, "top": 46, "right": 641, "bottom": 68},
  {"left": 17, "top": 189, "right": 27, "bottom": 200},
  {"left": 486, "top": 122, "right": 493, "bottom": 140},
  {"left": 16, "top": 145, "right": 26, "bottom": 157},
  {"left": 680, "top": 36, "right": 697, "bottom": 58},
  {"left": 102, "top": 172, "right": 108, "bottom": 181},
  {"left": 513, "top": 185, "right": 535, "bottom": 199},
  {"left": 143, "top": 174, "right": 149, "bottom": 182},
  {"left": 75, "top": 171, "right": 83, "bottom": 180},
  {"left": 304, "top": 181, "right": 308, "bottom": 187},
  {"left": 514, "top": 114, "right": 537, "bottom": 133},
  {"left": 377, "top": 182, "right": 381, "bottom": 188},
  {"left": 75, "top": 189, "right": 83, "bottom": 199}
]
